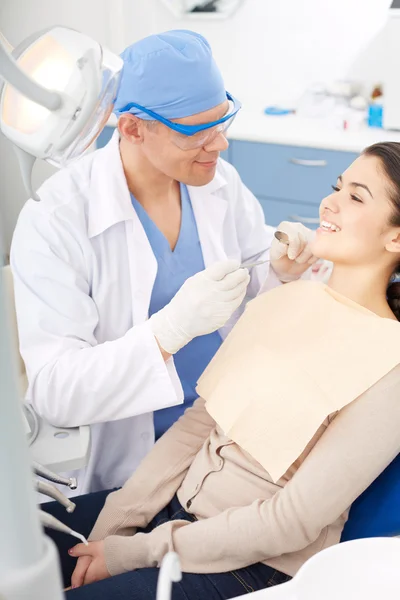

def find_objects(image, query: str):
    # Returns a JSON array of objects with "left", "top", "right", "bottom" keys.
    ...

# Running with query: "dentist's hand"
[
  {"left": 271, "top": 221, "right": 318, "bottom": 283},
  {"left": 149, "top": 259, "right": 250, "bottom": 355}
]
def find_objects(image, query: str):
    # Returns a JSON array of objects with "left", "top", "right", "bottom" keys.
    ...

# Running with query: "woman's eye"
[{"left": 331, "top": 185, "right": 362, "bottom": 203}]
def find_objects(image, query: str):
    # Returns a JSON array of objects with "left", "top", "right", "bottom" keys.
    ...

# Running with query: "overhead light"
[{"left": 0, "top": 26, "right": 123, "bottom": 199}]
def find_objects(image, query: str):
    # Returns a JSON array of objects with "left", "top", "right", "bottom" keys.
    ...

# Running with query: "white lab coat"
[{"left": 11, "top": 131, "right": 280, "bottom": 495}]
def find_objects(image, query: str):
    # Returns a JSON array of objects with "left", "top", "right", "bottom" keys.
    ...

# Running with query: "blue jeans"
[{"left": 42, "top": 491, "right": 291, "bottom": 599}]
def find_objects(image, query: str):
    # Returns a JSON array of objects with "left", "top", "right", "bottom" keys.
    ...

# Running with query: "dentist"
[{"left": 11, "top": 30, "right": 315, "bottom": 495}]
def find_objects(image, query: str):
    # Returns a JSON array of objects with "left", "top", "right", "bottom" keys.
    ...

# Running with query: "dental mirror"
[{"left": 274, "top": 231, "right": 290, "bottom": 245}]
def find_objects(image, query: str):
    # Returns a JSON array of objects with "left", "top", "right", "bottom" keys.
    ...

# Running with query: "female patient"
[{"left": 44, "top": 142, "right": 400, "bottom": 599}]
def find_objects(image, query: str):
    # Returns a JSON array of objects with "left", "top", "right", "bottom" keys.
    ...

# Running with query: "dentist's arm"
[
  {"left": 11, "top": 227, "right": 182, "bottom": 428},
  {"left": 11, "top": 203, "right": 249, "bottom": 427}
]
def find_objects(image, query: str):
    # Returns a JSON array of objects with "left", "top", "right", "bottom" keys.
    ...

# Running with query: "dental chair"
[
  {"left": 342, "top": 451, "right": 400, "bottom": 541},
  {"left": 230, "top": 537, "right": 400, "bottom": 600}
]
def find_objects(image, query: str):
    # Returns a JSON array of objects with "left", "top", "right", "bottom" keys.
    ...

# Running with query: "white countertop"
[{"left": 226, "top": 110, "right": 400, "bottom": 153}]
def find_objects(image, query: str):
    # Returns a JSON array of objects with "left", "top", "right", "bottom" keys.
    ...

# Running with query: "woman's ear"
[
  {"left": 386, "top": 229, "right": 400, "bottom": 254},
  {"left": 118, "top": 115, "right": 144, "bottom": 145}
]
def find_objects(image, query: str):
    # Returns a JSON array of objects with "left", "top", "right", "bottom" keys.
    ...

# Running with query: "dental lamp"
[
  {"left": 0, "top": 26, "right": 123, "bottom": 599},
  {"left": 0, "top": 26, "right": 122, "bottom": 200}
]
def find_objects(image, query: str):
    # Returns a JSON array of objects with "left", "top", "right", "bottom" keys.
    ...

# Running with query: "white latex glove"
[
  {"left": 270, "top": 221, "right": 318, "bottom": 283},
  {"left": 149, "top": 260, "right": 250, "bottom": 354}
]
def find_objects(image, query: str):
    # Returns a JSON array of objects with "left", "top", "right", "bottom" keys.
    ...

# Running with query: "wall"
[
  {"left": 348, "top": 13, "right": 400, "bottom": 97},
  {"left": 0, "top": 0, "right": 392, "bottom": 253},
  {"left": 121, "top": 0, "right": 391, "bottom": 108}
]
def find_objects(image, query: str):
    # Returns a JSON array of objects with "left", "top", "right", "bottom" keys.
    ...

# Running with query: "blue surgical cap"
[{"left": 113, "top": 30, "right": 226, "bottom": 120}]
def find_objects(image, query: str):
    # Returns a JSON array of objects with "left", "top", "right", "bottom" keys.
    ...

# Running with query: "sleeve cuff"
[
  {"left": 133, "top": 322, "right": 184, "bottom": 413},
  {"left": 104, "top": 533, "right": 153, "bottom": 576},
  {"left": 165, "top": 355, "right": 184, "bottom": 402}
]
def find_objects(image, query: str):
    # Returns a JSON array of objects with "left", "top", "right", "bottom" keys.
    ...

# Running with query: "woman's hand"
[
  {"left": 270, "top": 221, "right": 318, "bottom": 282},
  {"left": 70, "top": 555, "right": 92, "bottom": 589},
  {"left": 69, "top": 541, "right": 110, "bottom": 588}
]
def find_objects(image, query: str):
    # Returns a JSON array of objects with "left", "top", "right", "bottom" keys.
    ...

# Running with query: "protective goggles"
[{"left": 119, "top": 92, "right": 241, "bottom": 150}]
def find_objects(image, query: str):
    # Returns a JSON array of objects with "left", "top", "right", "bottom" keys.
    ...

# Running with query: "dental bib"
[{"left": 196, "top": 280, "right": 400, "bottom": 482}]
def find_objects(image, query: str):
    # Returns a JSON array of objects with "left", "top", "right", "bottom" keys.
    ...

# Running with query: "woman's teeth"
[{"left": 321, "top": 220, "right": 341, "bottom": 232}]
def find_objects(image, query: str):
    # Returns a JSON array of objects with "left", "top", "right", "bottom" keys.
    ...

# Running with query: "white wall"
[
  {"left": 121, "top": 0, "right": 391, "bottom": 108},
  {"left": 0, "top": 0, "right": 392, "bottom": 254},
  {"left": 348, "top": 14, "right": 400, "bottom": 96}
]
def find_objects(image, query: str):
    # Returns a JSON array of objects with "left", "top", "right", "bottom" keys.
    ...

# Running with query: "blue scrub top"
[{"left": 131, "top": 184, "right": 222, "bottom": 438}]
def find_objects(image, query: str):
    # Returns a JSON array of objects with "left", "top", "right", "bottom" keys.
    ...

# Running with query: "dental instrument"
[
  {"left": 274, "top": 231, "right": 290, "bottom": 246},
  {"left": 241, "top": 231, "right": 290, "bottom": 269},
  {"left": 32, "top": 460, "right": 77, "bottom": 490},
  {"left": 38, "top": 511, "right": 88, "bottom": 546},
  {"left": 156, "top": 552, "right": 182, "bottom": 600},
  {"left": 0, "top": 27, "right": 122, "bottom": 600},
  {"left": 241, "top": 259, "right": 270, "bottom": 269},
  {"left": 35, "top": 480, "right": 76, "bottom": 513}
]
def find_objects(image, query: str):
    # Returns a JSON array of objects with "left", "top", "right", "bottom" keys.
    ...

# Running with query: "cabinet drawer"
[
  {"left": 258, "top": 197, "right": 320, "bottom": 229},
  {"left": 230, "top": 140, "right": 358, "bottom": 205}
]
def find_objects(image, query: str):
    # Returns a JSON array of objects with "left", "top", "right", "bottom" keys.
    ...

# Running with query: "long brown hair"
[{"left": 363, "top": 142, "right": 400, "bottom": 321}]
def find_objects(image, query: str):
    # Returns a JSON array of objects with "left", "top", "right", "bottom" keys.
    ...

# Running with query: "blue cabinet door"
[
  {"left": 230, "top": 140, "right": 358, "bottom": 205},
  {"left": 258, "top": 197, "right": 320, "bottom": 228}
]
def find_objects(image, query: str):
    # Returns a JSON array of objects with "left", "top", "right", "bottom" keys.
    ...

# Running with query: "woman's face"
[{"left": 309, "top": 154, "right": 400, "bottom": 268}]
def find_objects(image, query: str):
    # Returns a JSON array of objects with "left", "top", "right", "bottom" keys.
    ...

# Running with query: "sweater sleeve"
[
  {"left": 103, "top": 365, "right": 400, "bottom": 575},
  {"left": 89, "top": 398, "right": 215, "bottom": 542}
]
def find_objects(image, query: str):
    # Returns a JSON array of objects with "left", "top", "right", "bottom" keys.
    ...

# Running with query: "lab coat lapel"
[
  {"left": 89, "top": 132, "right": 157, "bottom": 324},
  {"left": 188, "top": 172, "right": 228, "bottom": 267},
  {"left": 126, "top": 214, "right": 158, "bottom": 324}
]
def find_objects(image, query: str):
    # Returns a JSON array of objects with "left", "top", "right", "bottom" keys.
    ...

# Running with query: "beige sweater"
[{"left": 90, "top": 364, "right": 400, "bottom": 577}]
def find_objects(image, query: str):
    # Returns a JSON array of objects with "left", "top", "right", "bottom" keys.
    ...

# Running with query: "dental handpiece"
[
  {"left": 38, "top": 510, "right": 88, "bottom": 545},
  {"left": 35, "top": 479, "right": 76, "bottom": 513},
  {"left": 32, "top": 460, "right": 77, "bottom": 490},
  {"left": 241, "top": 231, "right": 290, "bottom": 269}
]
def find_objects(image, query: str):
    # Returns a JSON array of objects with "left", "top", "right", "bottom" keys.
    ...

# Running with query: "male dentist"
[{"left": 11, "top": 30, "right": 315, "bottom": 495}]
